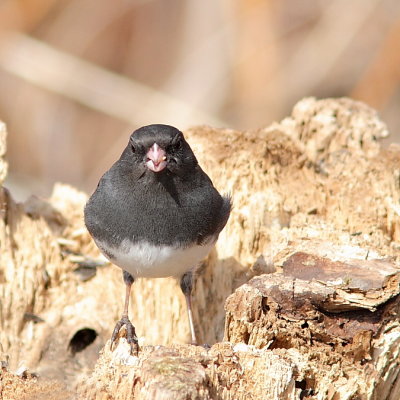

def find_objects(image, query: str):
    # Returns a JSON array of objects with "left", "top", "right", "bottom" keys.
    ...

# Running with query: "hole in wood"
[
  {"left": 68, "top": 328, "right": 98, "bottom": 355},
  {"left": 301, "top": 321, "right": 309, "bottom": 329},
  {"left": 295, "top": 379, "right": 314, "bottom": 399},
  {"left": 269, "top": 337, "right": 292, "bottom": 350},
  {"left": 261, "top": 298, "right": 270, "bottom": 313}
]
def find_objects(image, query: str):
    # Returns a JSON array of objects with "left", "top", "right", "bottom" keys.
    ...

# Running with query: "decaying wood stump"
[
  {"left": 1, "top": 97, "right": 400, "bottom": 399},
  {"left": 225, "top": 250, "right": 400, "bottom": 399}
]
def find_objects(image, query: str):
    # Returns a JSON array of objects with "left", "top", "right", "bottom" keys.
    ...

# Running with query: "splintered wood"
[
  {"left": 283, "top": 252, "right": 399, "bottom": 312},
  {"left": 1, "top": 97, "right": 400, "bottom": 399},
  {"left": 225, "top": 252, "right": 400, "bottom": 398}
]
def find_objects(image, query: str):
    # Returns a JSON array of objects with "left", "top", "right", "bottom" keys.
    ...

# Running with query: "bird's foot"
[{"left": 110, "top": 315, "right": 139, "bottom": 355}]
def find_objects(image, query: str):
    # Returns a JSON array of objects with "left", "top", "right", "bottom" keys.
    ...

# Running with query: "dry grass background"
[{"left": 0, "top": 0, "right": 399, "bottom": 199}]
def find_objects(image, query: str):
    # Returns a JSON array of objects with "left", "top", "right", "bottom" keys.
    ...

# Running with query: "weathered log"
[
  {"left": 224, "top": 250, "right": 400, "bottom": 399},
  {"left": 77, "top": 338, "right": 301, "bottom": 400},
  {"left": 1, "top": 97, "right": 400, "bottom": 399},
  {"left": 78, "top": 341, "right": 211, "bottom": 400},
  {"left": 77, "top": 248, "right": 400, "bottom": 399}
]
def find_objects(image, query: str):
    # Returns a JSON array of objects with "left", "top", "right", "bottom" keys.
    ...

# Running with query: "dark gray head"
[{"left": 124, "top": 124, "right": 198, "bottom": 175}]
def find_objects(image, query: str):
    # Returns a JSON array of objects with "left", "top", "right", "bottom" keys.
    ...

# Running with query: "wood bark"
[{"left": 1, "top": 97, "right": 400, "bottom": 399}]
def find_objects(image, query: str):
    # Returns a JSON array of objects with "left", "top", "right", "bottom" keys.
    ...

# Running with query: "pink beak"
[{"left": 146, "top": 143, "right": 167, "bottom": 172}]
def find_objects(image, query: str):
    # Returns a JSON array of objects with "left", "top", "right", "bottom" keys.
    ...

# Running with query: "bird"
[{"left": 84, "top": 124, "right": 231, "bottom": 353}]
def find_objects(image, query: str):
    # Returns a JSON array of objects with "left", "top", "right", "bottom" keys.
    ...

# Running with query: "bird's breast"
[{"left": 94, "top": 237, "right": 215, "bottom": 278}]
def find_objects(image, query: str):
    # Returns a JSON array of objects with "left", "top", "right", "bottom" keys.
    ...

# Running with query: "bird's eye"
[
  {"left": 131, "top": 143, "right": 136, "bottom": 153},
  {"left": 175, "top": 138, "right": 182, "bottom": 150}
]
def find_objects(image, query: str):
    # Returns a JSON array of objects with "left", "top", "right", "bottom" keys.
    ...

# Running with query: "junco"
[{"left": 84, "top": 124, "right": 231, "bottom": 352}]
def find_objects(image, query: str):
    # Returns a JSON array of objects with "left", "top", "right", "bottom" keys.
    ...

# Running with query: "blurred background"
[{"left": 1, "top": 0, "right": 399, "bottom": 200}]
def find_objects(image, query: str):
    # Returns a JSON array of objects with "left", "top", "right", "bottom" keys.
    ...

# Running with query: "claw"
[{"left": 110, "top": 315, "right": 139, "bottom": 355}]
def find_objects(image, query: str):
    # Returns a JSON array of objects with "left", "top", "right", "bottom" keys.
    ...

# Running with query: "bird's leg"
[
  {"left": 110, "top": 270, "right": 138, "bottom": 354},
  {"left": 180, "top": 271, "right": 197, "bottom": 345}
]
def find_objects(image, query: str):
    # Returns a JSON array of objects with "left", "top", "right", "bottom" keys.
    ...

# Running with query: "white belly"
[{"left": 95, "top": 238, "right": 215, "bottom": 278}]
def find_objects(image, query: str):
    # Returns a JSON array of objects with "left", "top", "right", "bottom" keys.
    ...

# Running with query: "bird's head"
[{"left": 126, "top": 124, "right": 197, "bottom": 176}]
